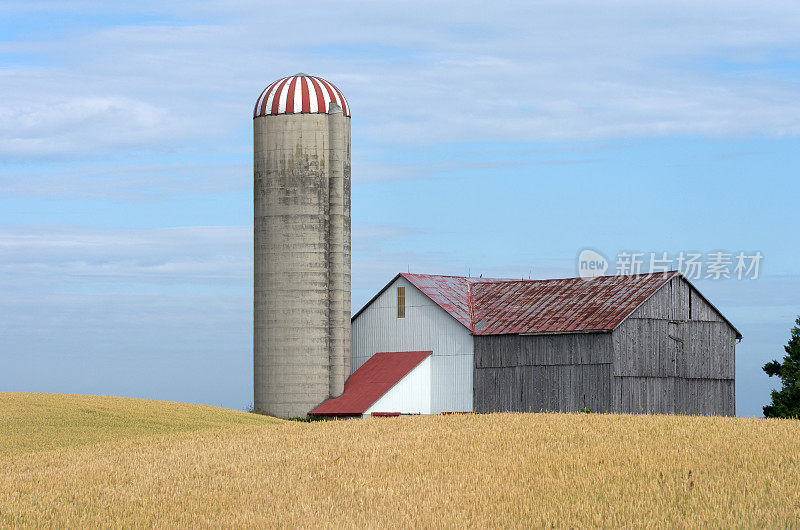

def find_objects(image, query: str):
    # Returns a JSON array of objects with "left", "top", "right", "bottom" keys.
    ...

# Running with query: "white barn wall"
[
  {"left": 351, "top": 276, "right": 475, "bottom": 413},
  {"left": 365, "top": 355, "right": 432, "bottom": 415}
]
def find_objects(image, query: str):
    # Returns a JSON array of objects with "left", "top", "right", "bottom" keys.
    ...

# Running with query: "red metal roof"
[
  {"left": 254, "top": 74, "right": 350, "bottom": 118},
  {"left": 400, "top": 271, "right": 679, "bottom": 335},
  {"left": 309, "top": 351, "right": 431, "bottom": 416},
  {"left": 470, "top": 272, "right": 678, "bottom": 335},
  {"left": 398, "top": 273, "right": 507, "bottom": 329}
]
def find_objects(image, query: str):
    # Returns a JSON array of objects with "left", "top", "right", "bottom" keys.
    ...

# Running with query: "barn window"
[{"left": 397, "top": 287, "right": 405, "bottom": 318}]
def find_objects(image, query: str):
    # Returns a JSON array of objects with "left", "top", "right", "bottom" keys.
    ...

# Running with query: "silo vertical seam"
[{"left": 327, "top": 102, "right": 346, "bottom": 398}]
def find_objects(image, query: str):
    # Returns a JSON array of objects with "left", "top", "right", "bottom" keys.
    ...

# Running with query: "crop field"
[
  {"left": 1, "top": 393, "right": 799, "bottom": 527},
  {"left": 0, "top": 392, "right": 280, "bottom": 457}
]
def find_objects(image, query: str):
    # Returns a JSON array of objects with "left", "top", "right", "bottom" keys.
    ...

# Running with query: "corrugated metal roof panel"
[
  {"left": 470, "top": 272, "right": 678, "bottom": 335},
  {"left": 400, "top": 273, "right": 507, "bottom": 329},
  {"left": 309, "top": 351, "right": 432, "bottom": 416},
  {"left": 361, "top": 271, "right": 734, "bottom": 337}
]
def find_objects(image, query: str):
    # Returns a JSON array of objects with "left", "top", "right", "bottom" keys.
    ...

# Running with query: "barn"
[{"left": 310, "top": 271, "right": 740, "bottom": 417}]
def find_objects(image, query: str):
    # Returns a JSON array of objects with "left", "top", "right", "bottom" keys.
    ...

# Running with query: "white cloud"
[
  {"left": 1, "top": 0, "right": 800, "bottom": 163},
  {"left": 0, "top": 222, "right": 424, "bottom": 291},
  {"left": 0, "top": 225, "right": 252, "bottom": 287},
  {"left": 0, "top": 161, "right": 250, "bottom": 200},
  {"left": 0, "top": 94, "right": 186, "bottom": 156}
]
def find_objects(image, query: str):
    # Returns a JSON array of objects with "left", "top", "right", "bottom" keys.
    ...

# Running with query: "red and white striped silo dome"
[{"left": 253, "top": 74, "right": 350, "bottom": 118}]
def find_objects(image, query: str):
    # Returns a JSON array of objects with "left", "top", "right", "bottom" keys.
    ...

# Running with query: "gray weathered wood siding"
[
  {"left": 473, "top": 275, "right": 737, "bottom": 416},
  {"left": 613, "top": 377, "right": 734, "bottom": 415},
  {"left": 612, "top": 275, "right": 736, "bottom": 416},
  {"left": 474, "top": 333, "right": 613, "bottom": 413}
]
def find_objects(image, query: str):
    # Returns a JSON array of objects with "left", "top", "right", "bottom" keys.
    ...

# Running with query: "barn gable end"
[
  {"left": 611, "top": 275, "right": 737, "bottom": 415},
  {"left": 351, "top": 275, "right": 475, "bottom": 413}
]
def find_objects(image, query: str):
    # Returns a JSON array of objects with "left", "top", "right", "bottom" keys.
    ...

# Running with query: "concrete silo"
[{"left": 253, "top": 74, "right": 351, "bottom": 417}]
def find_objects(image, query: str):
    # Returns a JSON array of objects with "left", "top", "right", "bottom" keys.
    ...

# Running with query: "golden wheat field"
[
  {"left": 0, "top": 392, "right": 281, "bottom": 457},
  {"left": 1, "top": 393, "right": 799, "bottom": 527}
]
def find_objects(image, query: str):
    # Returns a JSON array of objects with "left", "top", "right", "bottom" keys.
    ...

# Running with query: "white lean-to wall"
[
  {"left": 365, "top": 355, "right": 432, "bottom": 415},
  {"left": 351, "top": 276, "right": 475, "bottom": 413}
]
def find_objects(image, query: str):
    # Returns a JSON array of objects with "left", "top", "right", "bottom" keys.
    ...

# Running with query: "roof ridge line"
[
  {"left": 404, "top": 272, "right": 477, "bottom": 279},
  {"left": 481, "top": 270, "right": 680, "bottom": 284},
  {"left": 406, "top": 271, "right": 680, "bottom": 285},
  {"left": 467, "top": 280, "right": 476, "bottom": 332}
]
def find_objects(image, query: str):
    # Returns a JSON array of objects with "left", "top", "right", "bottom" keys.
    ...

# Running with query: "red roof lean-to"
[
  {"left": 254, "top": 74, "right": 350, "bottom": 118},
  {"left": 309, "top": 351, "right": 432, "bottom": 416},
  {"left": 381, "top": 271, "right": 738, "bottom": 338}
]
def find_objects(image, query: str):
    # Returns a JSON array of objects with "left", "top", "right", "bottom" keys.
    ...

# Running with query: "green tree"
[{"left": 763, "top": 316, "right": 800, "bottom": 418}]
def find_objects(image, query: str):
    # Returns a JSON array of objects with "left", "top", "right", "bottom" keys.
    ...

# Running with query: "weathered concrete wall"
[
  {"left": 326, "top": 105, "right": 351, "bottom": 399},
  {"left": 253, "top": 109, "right": 350, "bottom": 418}
]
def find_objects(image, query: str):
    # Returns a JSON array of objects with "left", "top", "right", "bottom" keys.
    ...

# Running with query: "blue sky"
[{"left": 1, "top": 1, "right": 798, "bottom": 416}]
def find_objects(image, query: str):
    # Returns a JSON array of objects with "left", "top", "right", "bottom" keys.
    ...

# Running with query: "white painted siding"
[
  {"left": 352, "top": 276, "right": 475, "bottom": 413},
  {"left": 430, "top": 354, "right": 473, "bottom": 413},
  {"left": 365, "top": 355, "right": 432, "bottom": 415}
]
